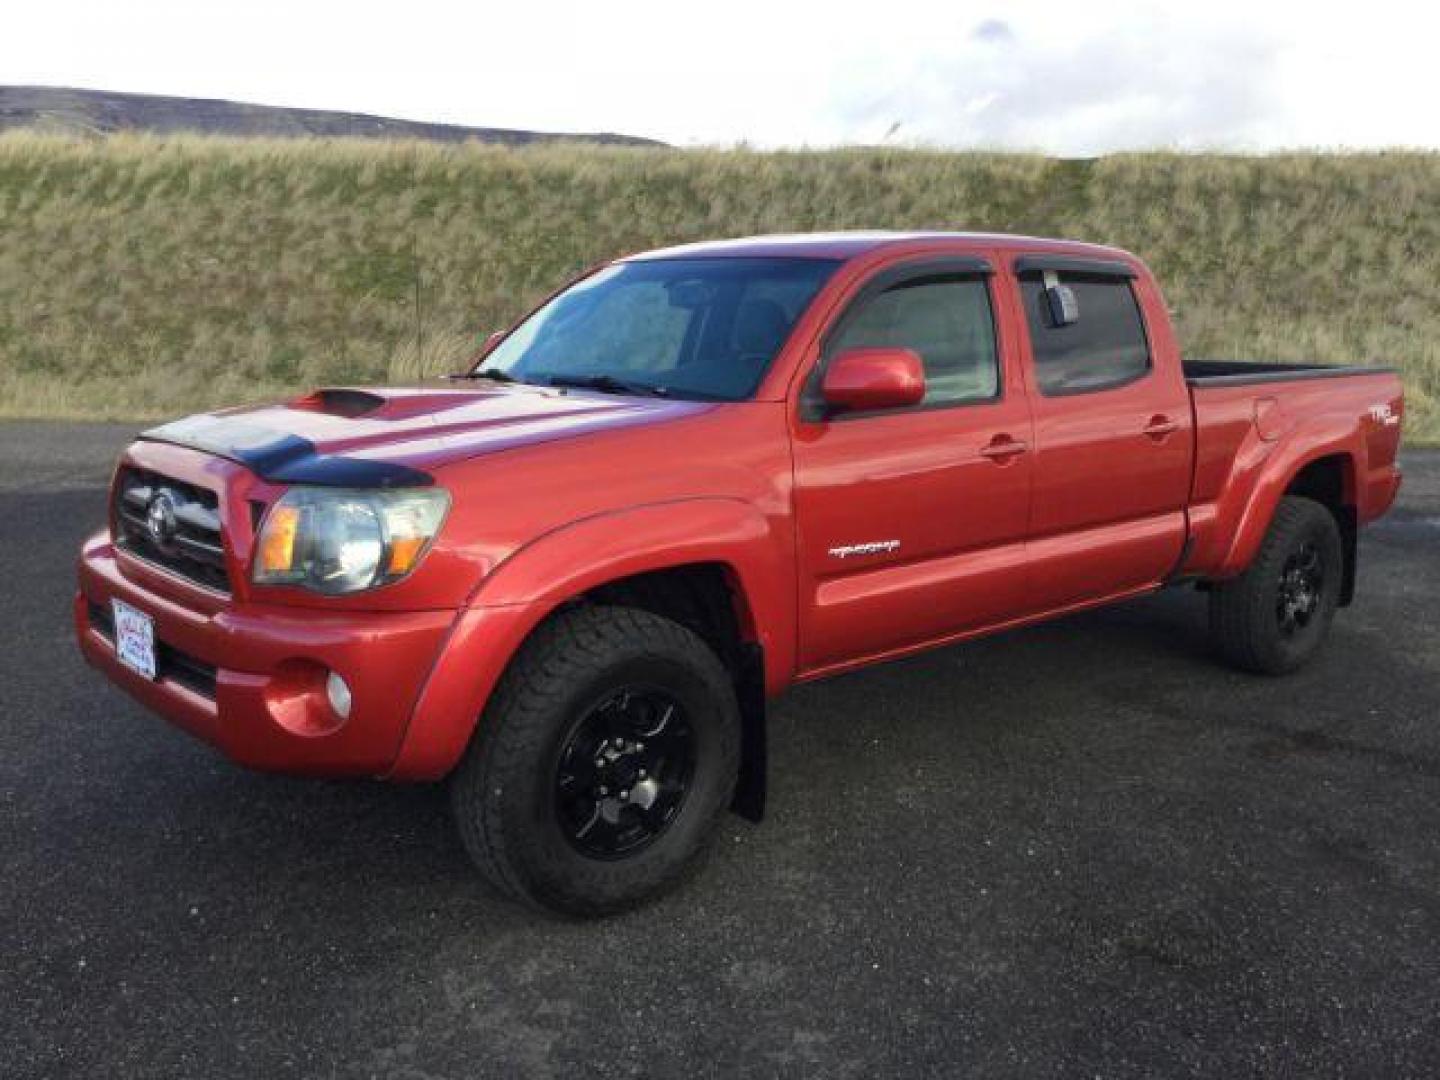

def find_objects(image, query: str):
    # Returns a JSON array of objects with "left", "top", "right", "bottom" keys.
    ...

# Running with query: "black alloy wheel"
[
  {"left": 554, "top": 687, "right": 696, "bottom": 860},
  {"left": 1276, "top": 540, "right": 1325, "bottom": 638}
]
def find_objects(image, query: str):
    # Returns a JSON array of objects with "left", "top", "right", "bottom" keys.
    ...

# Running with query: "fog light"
[{"left": 325, "top": 671, "right": 353, "bottom": 719}]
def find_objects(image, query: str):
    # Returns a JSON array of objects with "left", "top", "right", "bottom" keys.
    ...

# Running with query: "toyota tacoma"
[{"left": 76, "top": 232, "right": 1405, "bottom": 915}]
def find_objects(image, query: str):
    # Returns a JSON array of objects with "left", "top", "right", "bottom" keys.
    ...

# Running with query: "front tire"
[
  {"left": 449, "top": 605, "right": 740, "bottom": 916},
  {"left": 1209, "top": 495, "right": 1343, "bottom": 675}
]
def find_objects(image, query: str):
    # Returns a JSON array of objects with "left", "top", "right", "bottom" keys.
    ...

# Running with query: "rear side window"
[
  {"left": 1020, "top": 274, "right": 1150, "bottom": 395},
  {"left": 829, "top": 276, "right": 999, "bottom": 407}
]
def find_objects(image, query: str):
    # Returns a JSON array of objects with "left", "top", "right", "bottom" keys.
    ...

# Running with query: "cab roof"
[{"left": 626, "top": 230, "right": 1132, "bottom": 264}]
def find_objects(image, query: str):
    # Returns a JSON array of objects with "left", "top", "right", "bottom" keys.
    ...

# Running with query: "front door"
[{"left": 791, "top": 258, "right": 1035, "bottom": 672}]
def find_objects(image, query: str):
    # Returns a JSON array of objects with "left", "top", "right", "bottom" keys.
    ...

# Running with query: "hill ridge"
[{"left": 0, "top": 85, "right": 664, "bottom": 147}]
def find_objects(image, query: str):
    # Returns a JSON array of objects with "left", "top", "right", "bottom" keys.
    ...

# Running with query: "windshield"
[{"left": 477, "top": 257, "right": 840, "bottom": 401}]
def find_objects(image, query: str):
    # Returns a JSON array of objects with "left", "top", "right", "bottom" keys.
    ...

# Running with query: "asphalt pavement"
[{"left": 3, "top": 420, "right": 1438, "bottom": 1078}]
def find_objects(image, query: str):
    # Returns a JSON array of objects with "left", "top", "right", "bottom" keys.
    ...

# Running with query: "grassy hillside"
[{"left": 0, "top": 133, "right": 1436, "bottom": 440}]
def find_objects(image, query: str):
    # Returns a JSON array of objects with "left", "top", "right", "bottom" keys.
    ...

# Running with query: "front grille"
[
  {"left": 113, "top": 467, "right": 231, "bottom": 593},
  {"left": 87, "top": 600, "right": 219, "bottom": 699}
]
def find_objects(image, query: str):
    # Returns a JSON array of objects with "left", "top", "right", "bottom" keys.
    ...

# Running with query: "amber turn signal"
[
  {"left": 386, "top": 534, "right": 427, "bottom": 576},
  {"left": 257, "top": 504, "right": 300, "bottom": 572}
]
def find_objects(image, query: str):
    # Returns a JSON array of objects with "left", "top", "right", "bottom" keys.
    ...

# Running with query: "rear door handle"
[
  {"left": 1143, "top": 415, "right": 1179, "bottom": 439},
  {"left": 979, "top": 435, "right": 1028, "bottom": 461}
]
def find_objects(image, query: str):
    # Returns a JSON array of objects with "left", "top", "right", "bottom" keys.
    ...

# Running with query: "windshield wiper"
[
  {"left": 546, "top": 373, "right": 669, "bottom": 397},
  {"left": 453, "top": 367, "right": 519, "bottom": 384}
]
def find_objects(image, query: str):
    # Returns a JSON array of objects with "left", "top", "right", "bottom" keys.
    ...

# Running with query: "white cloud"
[
  {"left": 818, "top": 10, "right": 1288, "bottom": 153},
  {"left": 3, "top": 0, "right": 1438, "bottom": 151}
]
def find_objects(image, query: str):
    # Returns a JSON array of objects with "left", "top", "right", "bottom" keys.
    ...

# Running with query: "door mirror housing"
[
  {"left": 1044, "top": 284, "right": 1079, "bottom": 327},
  {"left": 820, "top": 347, "right": 926, "bottom": 414}
]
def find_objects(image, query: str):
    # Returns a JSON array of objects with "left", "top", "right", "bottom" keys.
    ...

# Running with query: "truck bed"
[
  {"left": 1184, "top": 359, "right": 1396, "bottom": 387},
  {"left": 1180, "top": 357, "right": 1404, "bottom": 585}
]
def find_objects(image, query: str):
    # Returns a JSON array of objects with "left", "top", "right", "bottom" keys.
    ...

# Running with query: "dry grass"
[{"left": 1, "top": 133, "right": 1435, "bottom": 439}]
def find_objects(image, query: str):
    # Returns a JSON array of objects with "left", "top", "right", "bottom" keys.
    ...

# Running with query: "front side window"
[
  {"left": 480, "top": 257, "right": 839, "bottom": 401},
  {"left": 1020, "top": 274, "right": 1151, "bottom": 395},
  {"left": 828, "top": 276, "right": 999, "bottom": 408}
]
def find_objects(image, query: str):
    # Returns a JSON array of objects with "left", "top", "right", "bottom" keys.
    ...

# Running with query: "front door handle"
[
  {"left": 979, "top": 435, "right": 1029, "bottom": 461},
  {"left": 1143, "top": 415, "right": 1180, "bottom": 439}
]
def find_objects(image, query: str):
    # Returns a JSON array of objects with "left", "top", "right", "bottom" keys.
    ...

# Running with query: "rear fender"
[
  {"left": 387, "top": 499, "right": 793, "bottom": 780},
  {"left": 1209, "top": 429, "right": 1359, "bottom": 581}
]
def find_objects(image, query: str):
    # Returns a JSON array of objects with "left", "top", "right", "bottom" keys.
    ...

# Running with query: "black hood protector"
[{"left": 141, "top": 414, "right": 432, "bottom": 488}]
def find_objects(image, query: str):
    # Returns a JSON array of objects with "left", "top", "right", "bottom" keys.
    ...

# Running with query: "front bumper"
[{"left": 76, "top": 531, "right": 458, "bottom": 777}]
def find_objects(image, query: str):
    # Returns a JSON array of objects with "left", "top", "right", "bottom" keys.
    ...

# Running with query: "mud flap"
[{"left": 730, "top": 643, "right": 767, "bottom": 822}]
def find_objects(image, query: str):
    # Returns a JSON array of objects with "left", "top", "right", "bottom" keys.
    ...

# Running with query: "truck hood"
[{"left": 140, "top": 384, "right": 712, "bottom": 487}]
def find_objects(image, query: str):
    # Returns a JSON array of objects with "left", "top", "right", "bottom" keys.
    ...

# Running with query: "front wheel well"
[
  {"left": 1284, "top": 455, "right": 1358, "bottom": 605},
  {"left": 579, "top": 563, "right": 749, "bottom": 663}
]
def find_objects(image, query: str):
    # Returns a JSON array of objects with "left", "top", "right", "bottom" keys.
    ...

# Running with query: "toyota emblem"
[{"left": 146, "top": 491, "right": 179, "bottom": 550}]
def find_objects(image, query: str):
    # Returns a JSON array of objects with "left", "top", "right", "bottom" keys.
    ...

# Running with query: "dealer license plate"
[{"left": 112, "top": 599, "right": 157, "bottom": 680}]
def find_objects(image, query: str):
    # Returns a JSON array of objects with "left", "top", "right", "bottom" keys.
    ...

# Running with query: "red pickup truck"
[{"left": 76, "top": 232, "right": 1404, "bottom": 914}]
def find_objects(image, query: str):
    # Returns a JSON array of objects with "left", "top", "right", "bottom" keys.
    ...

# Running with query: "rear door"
[
  {"left": 791, "top": 255, "right": 1035, "bottom": 671},
  {"left": 1006, "top": 255, "right": 1191, "bottom": 610}
]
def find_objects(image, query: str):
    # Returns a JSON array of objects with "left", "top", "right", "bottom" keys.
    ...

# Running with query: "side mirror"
[
  {"left": 1043, "top": 283, "right": 1079, "bottom": 327},
  {"left": 820, "top": 347, "right": 926, "bottom": 413}
]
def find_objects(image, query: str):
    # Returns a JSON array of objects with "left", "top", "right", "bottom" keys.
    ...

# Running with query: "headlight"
[{"left": 252, "top": 487, "right": 450, "bottom": 595}]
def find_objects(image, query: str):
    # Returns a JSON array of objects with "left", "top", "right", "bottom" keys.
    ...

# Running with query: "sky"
[{"left": 5, "top": 0, "right": 1439, "bottom": 154}]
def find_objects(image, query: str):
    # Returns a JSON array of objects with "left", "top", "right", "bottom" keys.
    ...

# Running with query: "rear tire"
[
  {"left": 1209, "top": 495, "right": 1343, "bottom": 675},
  {"left": 449, "top": 604, "right": 740, "bottom": 917}
]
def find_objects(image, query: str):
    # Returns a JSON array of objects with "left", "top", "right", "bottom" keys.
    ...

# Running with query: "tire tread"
[
  {"left": 450, "top": 604, "right": 737, "bottom": 915},
  {"left": 1209, "top": 495, "right": 1341, "bottom": 675}
]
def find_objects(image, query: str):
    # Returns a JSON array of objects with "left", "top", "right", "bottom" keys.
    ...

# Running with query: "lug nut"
[
  {"left": 620, "top": 789, "right": 630, "bottom": 801},
  {"left": 637, "top": 769, "right": 647, "bottom": 779}
]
